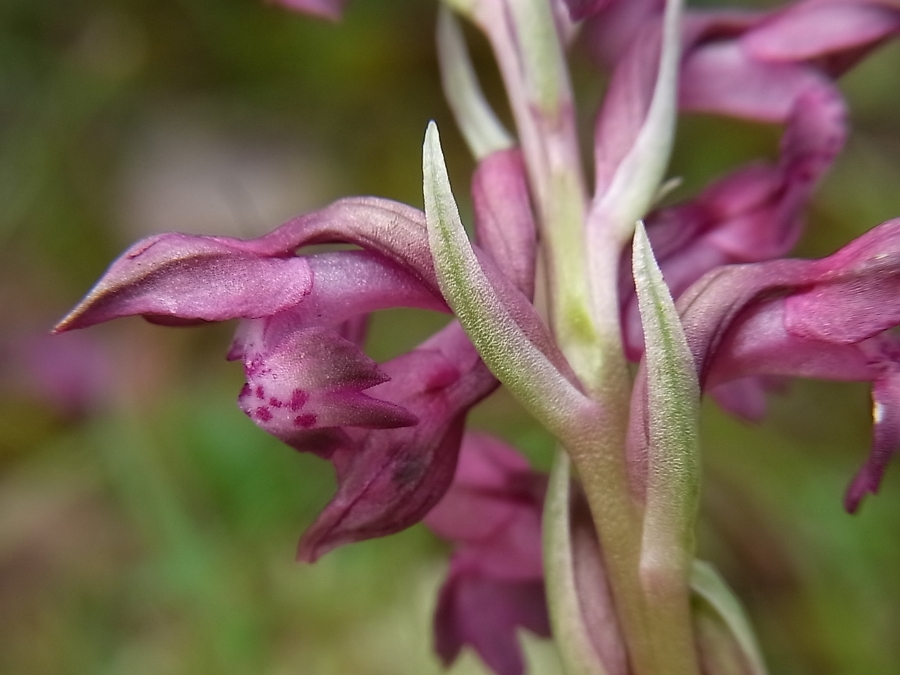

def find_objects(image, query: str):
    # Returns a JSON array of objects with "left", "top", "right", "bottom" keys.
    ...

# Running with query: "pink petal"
[
  {"left": 622, "top": 82, "right": 845, "bottom": 361},
  {"left": 434, "top": 570, "right": 549, "bottom": 675},
  {"left": 296, "top": 324, "right": 497, "bottom": 560},
  {"left": 471, "top": 149, "right": 537, "bottom": 297},
  {"left": 593, "top": 17, "right": 662, "bottom": 199},
  {"left": 426, "top": 435, "right": 551, "bottom": 675},
  {"left": 628, "top": 222, "right": 900, "bottom": 509},
  {"left": 785, "top": 218, "right": 900, "bottom": 344},
  {"left": 425, "top": 433, "right": 545, "bottom": 580},
  {"left": 55, "top": 233, "right": 314, "bottom": 331},
  {"left": 254, "top": 197, "right": 443, "bottom": 297},
  {"left": 743, "top": 1, "right": 900, "bottom": 67},
  {"left": 680, "top": 40, "right": 828, "bottom": 123},
  {"left": 846, "top": 362, "right": 900, "bottom": 512},
  {"left": 709, "top": 377, "right": 771, "bottom": 422}
]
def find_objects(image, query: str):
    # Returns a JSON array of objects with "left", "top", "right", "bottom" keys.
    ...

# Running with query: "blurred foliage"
[{"left": 0, "top": 0, "right": 899, "bottom": 674}]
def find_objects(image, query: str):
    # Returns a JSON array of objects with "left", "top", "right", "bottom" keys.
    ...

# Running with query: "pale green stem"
[
  {"left": 562, "top": 231, "right": 660, "bottom": 675},
  {"left": 456, "top": 2, "right": 695, "bottom": 674},
  {"left": 466, "top": 0, "right": 598, "bottom": 377},
  {"left": 462, "top": 2, "right": 670, "bottom": 674}
]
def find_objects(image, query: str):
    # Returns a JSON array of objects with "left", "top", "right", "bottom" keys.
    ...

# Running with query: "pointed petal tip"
[
  {"left": 295, "top": 537, "right": 324, "bottom": 564},
  {"left": 296, "top": 519, "right": 339, "bottom": 563},
  {"left": 53, "top": 300, "right": 95, "bottom": 333},
  {"left": 844, "top": 471, "right": 877, "bottom": 514},
  {"left": 843, "top": 488, "right": 864, "bottom": 515},
  {"left": 296, "top": 516, "right": 359, "bottom": 564},
  {"left": 51, "top": 319, "right": 71, "bottom": 335}
]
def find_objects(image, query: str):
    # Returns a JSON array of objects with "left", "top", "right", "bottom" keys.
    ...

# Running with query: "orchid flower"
[
  {"left": 600, "top": 0, "right": 897, "bottom": 355},
  {"left": 55, "top": 185, "right": 539, "bottom": 559},
  {"left": 581, "top": 0, "right": 899, "bottom": 420},
  {"left": 424, "top": 433, "right": 550, "bottom": 675},
  {"left": 56, "top": 0, "right": 900, "bottom": 674},
  {"left": 678, "top": 218, "right": 900, "bottom": 512}
]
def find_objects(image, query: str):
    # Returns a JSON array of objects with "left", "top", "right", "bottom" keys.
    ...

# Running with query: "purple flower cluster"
[{"left": 57, "top": 0, "right": 900, "bottom": 673}]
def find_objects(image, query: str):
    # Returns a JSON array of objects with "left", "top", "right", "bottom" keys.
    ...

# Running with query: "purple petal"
[
  {"left": 57, "top": 198, "right": 450, "bottom": 335},
  {"left": 846, "top": 361, "right": 900, "bottom": 512},
  {"left": 251, "top": 197, "right": 443, "bottom": 297},
  {"left": 592, "top": 16, "right": 662, "bottom": 200},
  {"left": 583, "top": 0, "right": 664, "bottom": 68},
  {"left": 621, "top": 81, "right": 845, "bottom": 360},
  {"left": 680, "top": 40, "right": 829, "bottom": 123},
  {"left": 226, "top": 250, "right": 446, "bottom": 363},
  {"left": 300, "top": 250, "right": 447, "bottom": 324},
  {"left": 743, "top": 1, "right": 900, "bottom": 70},
  {"left": 434, "top": 568, "right": 549, "bottom": 675},
  {"left": 785, "top": 218, "right": 900, "bottom": 344},
  {"left": 425, "top": 435, "right": 553, "bottom": 675},
  {"left": 709, "top": 377, "right": 772, "bottom": 422},
  {"left": 471, "top": 149, "right": 537, "bottom": 297},
  {"left": 334, "top": 314, "right": 368, "bottom": 346},
  {"left": 425, "top": 433, "right": 545, "bottom": 581},
  {"left": 561, "top": 0, "right": 615, "bottom": 21},
  {"left": 296, "top": 324, "right": 497, "bottom": 561},
  {"left": 631, "top": 221, "right": 900, "bottom": 509},
  {"left": 55, "top": 233, "right": 314, "bottom": 331}
]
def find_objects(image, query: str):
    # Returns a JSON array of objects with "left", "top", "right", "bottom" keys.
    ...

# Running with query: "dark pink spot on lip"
[
  {"left": 238, "top": 383, "right": 251, "bottom": 399},
  {"left": 424, "top": 362, "right": 460, "bottom": 391},
  {"left": 289, "top": 388, "right": 309, "bottom": 411},
  {"left": 245, "top": 357, "right": 265, "bottom": 376},
  {"left": 294, "top": 413, "right": 316, "bottom": 428},
  {"left": 255, "top": 385, "right": 266, "bottom": 400},
  {"left": 256, "top": 407, "right": 273, "bottom": 422},
  {"left": 269, "top": 397, "right": 283, "bottom": 408}
]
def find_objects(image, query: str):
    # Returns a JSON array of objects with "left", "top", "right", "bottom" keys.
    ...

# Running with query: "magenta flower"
[
  {"left": 582, "top": 0, "right": 899, "bottom": 420},
  {"left": 55, "top": 0, "right": 900, "bottom": 672},
  {"left": 423, "top": 434, "right": 626, "bottom": 675},
  {"left": 605, "top": 0, "right": 900, "bottom": 355},
  {"left": 683, "top": 218, "right": 900, "bottom": 512},
  {"left": 626, "top": 218, "right": 900, "bottom": 513},
  {"left": 56, "top": 147, "right": 539, "bottom": 560},
  {"left": 54, "top": 203, "right": 462, "bottom": 554},
  {"left": 424, "top": 433, "right": 549, "bottom": 675}
]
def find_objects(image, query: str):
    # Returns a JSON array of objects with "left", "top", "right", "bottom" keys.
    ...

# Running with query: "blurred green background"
[{"left": 1, "top": 1, "right": 899, "bottom": 673}]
